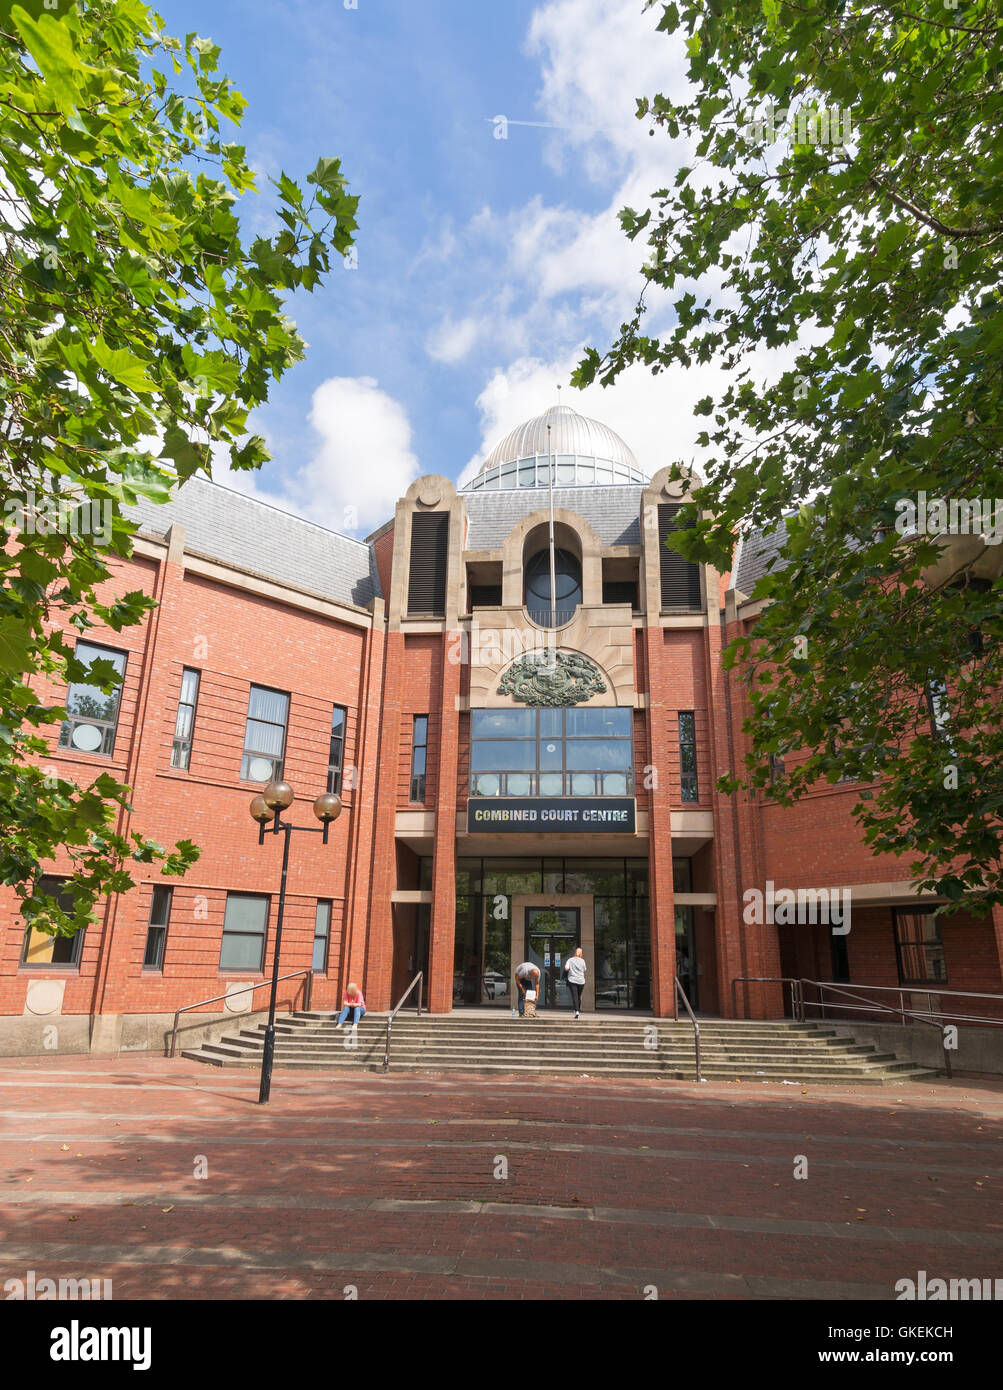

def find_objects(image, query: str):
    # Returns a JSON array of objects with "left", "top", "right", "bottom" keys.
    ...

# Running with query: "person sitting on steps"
[{"left": 335, "top": 983, "right": 366, "bottom": 1031}]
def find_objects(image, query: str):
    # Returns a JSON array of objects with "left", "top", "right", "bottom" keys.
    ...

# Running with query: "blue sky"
[{"left": 161, "top": 0, "right": 710, "bottom": 535}]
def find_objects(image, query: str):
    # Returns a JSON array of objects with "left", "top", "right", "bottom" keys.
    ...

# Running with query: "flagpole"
[{"left": 547, "top": 421, "right": 556, "bottom": 633}]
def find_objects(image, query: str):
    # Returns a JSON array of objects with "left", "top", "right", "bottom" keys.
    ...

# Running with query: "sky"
[{"left": 161, "top": 0, "right": 713, "bottom": 538}]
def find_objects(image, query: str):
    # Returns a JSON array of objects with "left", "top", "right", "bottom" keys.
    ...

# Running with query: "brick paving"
[{"left": 2, "top": 1055, "right": 1002, "bottom": 1300}]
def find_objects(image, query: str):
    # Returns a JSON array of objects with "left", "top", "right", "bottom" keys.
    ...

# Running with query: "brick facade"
[{"left": 3, "top": 431, "right": 1001, "bottom": 1052}]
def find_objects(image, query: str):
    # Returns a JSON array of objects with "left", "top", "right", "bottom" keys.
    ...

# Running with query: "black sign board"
[{"left": 466, "top": 798, "right": 636, "bottom": 834}]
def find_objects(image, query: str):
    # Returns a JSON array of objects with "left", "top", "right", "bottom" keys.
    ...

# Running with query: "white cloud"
[
  {"left": 425, "top": 1, "right": 694, "bottom": 385},
  {"left": 426, "top": 315, "right": 484, "bottom": 365},
  {"left": 216, "top": 376, "right": 419, "bottom": 535},
  {"left": 526, "top": 0, "right": 690, "bottom": 180}
]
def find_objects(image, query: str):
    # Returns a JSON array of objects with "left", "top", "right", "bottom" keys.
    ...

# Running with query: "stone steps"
[{"left": 182, "top": 1012, "right": 940, "bottom": 1083}]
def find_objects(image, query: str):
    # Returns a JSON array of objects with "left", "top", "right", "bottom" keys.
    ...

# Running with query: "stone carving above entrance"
[{"left": 497, "top": 651, "right": 607, "bottom": 706}]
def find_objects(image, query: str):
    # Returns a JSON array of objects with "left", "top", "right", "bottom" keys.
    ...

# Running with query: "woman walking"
[{"left": 563, "top": 947, "right": 587, "bottom": 1018}]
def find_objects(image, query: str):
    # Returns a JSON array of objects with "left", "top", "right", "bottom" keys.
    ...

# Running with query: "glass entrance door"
[
  {"left": 674, "top": 905, "right": 697, "bottom": 1011},
  {"left": 525, "top": 907, "right": 580, "bottom": 1010}
]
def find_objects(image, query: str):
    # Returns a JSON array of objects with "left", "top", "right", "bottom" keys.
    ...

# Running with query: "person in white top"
[{"left": 563, "top": 947, "right": 587, "bottom": 1018}]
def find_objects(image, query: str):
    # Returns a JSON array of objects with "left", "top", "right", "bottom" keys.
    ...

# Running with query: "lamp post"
[{"left": 249, "top": 779, "right": 342, "bottom": 1104}]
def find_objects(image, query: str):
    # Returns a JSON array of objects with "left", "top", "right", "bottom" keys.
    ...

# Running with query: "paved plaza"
[{"left": 2, "top": 1056, "right": 1002, "bottom": 1300}]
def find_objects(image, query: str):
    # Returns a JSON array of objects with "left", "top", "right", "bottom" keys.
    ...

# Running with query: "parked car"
[{"left": 483, "top": 970, "right": 508, "bottom": 999}]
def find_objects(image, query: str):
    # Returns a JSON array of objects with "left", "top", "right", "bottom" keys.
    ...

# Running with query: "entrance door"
[
  {"left": 674, "top": 905, "right": 698, "bottom": 1011},
  {"left": 525, "top": 907, "right": 580, "bottom": 1010}
]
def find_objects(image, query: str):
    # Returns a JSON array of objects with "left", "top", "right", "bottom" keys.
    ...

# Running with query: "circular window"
[
  {"left": 524, "top": 548, "right": 582, "bottom": 627},
  {"left": 70, "top": 724, "right": 103, "bottom": 752}
]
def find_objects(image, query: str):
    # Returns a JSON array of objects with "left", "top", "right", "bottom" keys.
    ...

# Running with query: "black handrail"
[
  {"left": 382, "top": 972, "right": 423, "bottom": 1073},
  {"left": 674, "top": 975, "right": 701, "bottom": 1082},
  {"left": 168, "top": 969, "right": 313, "bottom": 1058}
]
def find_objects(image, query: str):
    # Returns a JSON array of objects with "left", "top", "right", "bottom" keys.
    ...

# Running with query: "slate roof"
[
  {"left": 462, "top": 485, "right": 644, "bottom": 549},
  {"left": 731, "top": 516, "right": 790, "bottom": 598},
  {"left": 124, "top": 478, "right": 381, "bottom": 610}
]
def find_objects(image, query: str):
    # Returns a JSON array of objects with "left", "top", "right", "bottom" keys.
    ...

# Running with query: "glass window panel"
[
  {"left": 596, "top": 463, "right": 613, "bottom": 484},
  {"left": 500, "top": 463, "right": 516, "bottom": 486},
  {"left": 577, "top": 457, "right": 595, "bottom": 483},
  {"left": 557, "top": 455, "right": 575, "bottom": 484},
  {"left": 331, "top": 707, "right": 346, "bottom": 735},
  {"left": 518, "top": 458, "right": 536, "bottom": 487},
  {"left": 244, "top": 720, "right": 285, "bottom": 755},
  {"left": 539, "top": 739, "right": 562, "bottom": 770},
  {"left": 471, "top": 740, "right": 535, "bottom": 771},
  {"left": 150, "top": 885, "right": 172, "bottom": 927},
  {"left": 411, "top": 746, "right": 426, "bottom": 776},
  {"left": 471, "top": 708, "right": 535, "bottom": 738},
  {"left": 537, "top": 457, "right": 552, "bottom": 486},
  {"left": 456, "top": 859, "right": 481, "bottom": 894},
  {"left": 143, "top": 926, "right": 166, "bottom": 970},
  {"left": 242, "top": 753, "right": 280, "bottom": 781},
  {"left": 627, "top": 859, "right": 650, "bottom": 896},
  {"left": 603, "top": 773, "right": 628, "bottom": 795},
  {"left": 565, "top": 739, "right": 632, "bottom": 770},
  {"left": 222, "top": 894, "right": 268, "bottom": 935},
  {"left": 566, "top": 863, "right": 626, "bottom": 894},
  {"left": 483, "top": 860, "right": 542, "bottom": 895},
  {"left": 543, "top": 860, "right": 564, "bottom": 893},
  {"left": 220, "top": 934, "right": 266, "bottom": 970},
  {"left": 571, "top": 772, "right": 596, "bottom": 795},
  {"left": 248, "top": 688, "right": 288, "bottom": 723},
  {"left": 65, "top": 681, "right": 121, "bottom": 721},
  {"left": 484, "top": 469, "right": 499, "bottom": 490},
  {"left": 180, "top": 669, "right": 199, "bottom": 704},
  {"left": 472, "top": 773, "right": 500, "bottom": 796},
  {"left": 507, "top": 774, "right": 532, "bottom": 796},
  {"left": 539, "top": 773, "right": 563, "bottom": 796},
  {"left": 539, "top": 708, "right": 562, "bottom": 738},
  {"left": 174, "top": 705, "right": 194, "bottom": 740},
  {"left": 565, "top": 707, "right": 632, "bottom": 737}
]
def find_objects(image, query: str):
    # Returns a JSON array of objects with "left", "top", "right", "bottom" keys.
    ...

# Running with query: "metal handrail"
[
  {"left": 674, "top": 975, "right": 701, "bottom": 1083},
  {"left": 382, "top": 971, "right": 423, "bottom": 1073},
  {"left": 168, "top": 969, "right": 313, "bottom": 1058},
  {"left": 800, "top": 979, "right": 1003, "bottom": 1028},
  {"left": 731, "top": 975, "right": 1003, "bottom": 1080},
  {"left": 798, "top": 979, "right": 957, "bottom": 1079}
]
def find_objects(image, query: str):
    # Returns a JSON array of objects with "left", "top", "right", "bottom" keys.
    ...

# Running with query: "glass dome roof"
[{"left": 464, "top": 404, "right": 646, "bottom": 492}]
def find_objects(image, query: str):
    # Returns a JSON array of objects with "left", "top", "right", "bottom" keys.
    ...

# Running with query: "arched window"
[{"left": 524, "top": 548, "right": 582, "bottom": 627}]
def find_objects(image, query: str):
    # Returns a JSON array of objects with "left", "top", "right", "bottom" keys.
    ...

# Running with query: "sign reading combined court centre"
[{"left": 467, "top": 798, "right": 636, "bottom": 833}]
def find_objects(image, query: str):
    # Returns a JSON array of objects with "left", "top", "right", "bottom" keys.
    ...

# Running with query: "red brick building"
[{"left": 3, "top": 403, "right": 1002, "bottom": 1054}]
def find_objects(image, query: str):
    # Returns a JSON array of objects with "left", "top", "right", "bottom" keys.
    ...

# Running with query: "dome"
[{"left": 465, "top": 404, "right": 646, "bottom": 492}]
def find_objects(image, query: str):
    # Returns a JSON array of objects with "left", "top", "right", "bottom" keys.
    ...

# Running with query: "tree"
[
  {"left": 0, "top": 0, "right": 358, "bottom": 941},
  {"left": 575, "top": 0, "right": 1003, "bottom": 911}
]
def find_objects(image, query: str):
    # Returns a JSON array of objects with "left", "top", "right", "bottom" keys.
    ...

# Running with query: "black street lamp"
[{"left": 250, "top": 780, "right": 342, "bottom": 1104}]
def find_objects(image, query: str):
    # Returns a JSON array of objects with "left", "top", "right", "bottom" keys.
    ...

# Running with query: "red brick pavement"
[{"left": 2, "top": 1056, "right": 1002, "bottom": 1301}]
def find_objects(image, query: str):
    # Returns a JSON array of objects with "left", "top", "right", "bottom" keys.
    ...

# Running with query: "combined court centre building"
[{"left": 3, "top": 403, "right": 1003, "bottom": 1054}]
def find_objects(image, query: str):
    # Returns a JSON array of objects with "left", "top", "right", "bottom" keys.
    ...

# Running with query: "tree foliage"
[
  {"left": 576, "top": 0, "right": 1003, "bottom": 910},
  {"left": 0, "top": 0, "right": 358, "bottom": 938}
]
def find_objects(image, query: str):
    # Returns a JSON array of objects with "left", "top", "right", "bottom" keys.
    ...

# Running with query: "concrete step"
[
  {"left": 181, "top": 1013, "right": 941, "bottom": 1085},
  {"left": 187, "top": 1039, "right": 932, "bottom": 1079},
  {"left": 181, "top": 1048, "right": 933, "bottom": 1083}
]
